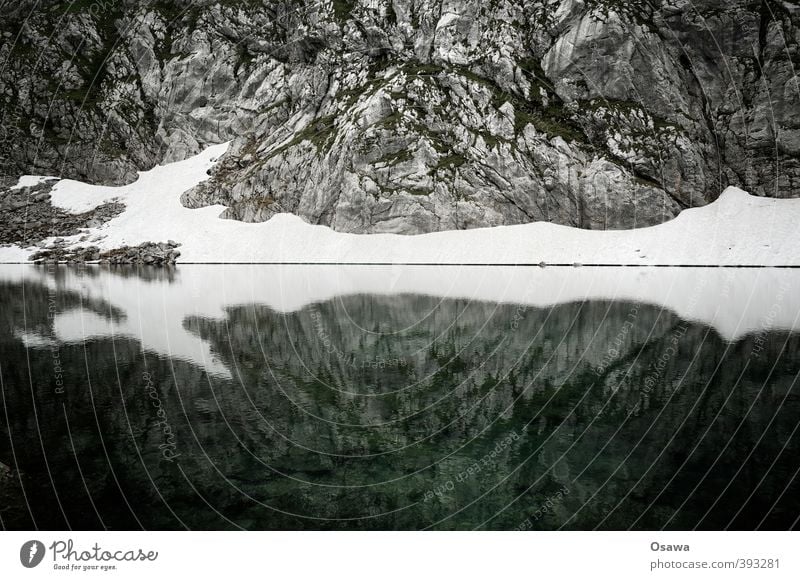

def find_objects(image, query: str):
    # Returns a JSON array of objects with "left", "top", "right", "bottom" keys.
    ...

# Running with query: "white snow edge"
[{"left": 1, "top": 142, "right": 798, "bottom": 265}]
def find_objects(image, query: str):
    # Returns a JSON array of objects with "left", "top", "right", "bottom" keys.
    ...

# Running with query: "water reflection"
[{"left": 0, "top": 265, "right": 798, "bottom": 530}]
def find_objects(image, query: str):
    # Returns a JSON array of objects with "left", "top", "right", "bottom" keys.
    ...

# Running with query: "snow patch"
[
  {"left": 1, "top": 143, "right": 798, "bottom": 265},
  {"left": 436, "top": 12, "right": 460, "bottom": 29},
  {"left": 10, "top": 176, "right": 56, "bottom": 190}
]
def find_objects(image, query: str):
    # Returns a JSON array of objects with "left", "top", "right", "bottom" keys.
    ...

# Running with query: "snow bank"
[
  {"left": 2, "top": 142, "right": 798, "bottom": 265},
  {"left": 10, "top": 176, "right": 55, "bottom": 190}
]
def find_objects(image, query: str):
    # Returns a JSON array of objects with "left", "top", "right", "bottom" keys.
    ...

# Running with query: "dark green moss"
[
  {"left": 377, "top": 148, "right": 413, "bottom": 165},
  {"left": 402, "top": 62, "right": 445, "bottom": 77},
  {"left": 435, "top": 154, "right": 467, "bottom": 170},
  {"left": 378, "top": 111, "right": 403, "bottom": 128},
  {"left": 332, "top": 0, "right": 356, "bottom": 22}
]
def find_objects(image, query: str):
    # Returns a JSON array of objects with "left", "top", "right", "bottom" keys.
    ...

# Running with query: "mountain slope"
[{"left": 1, "top": 0, "right": 799, "bottom": 233}]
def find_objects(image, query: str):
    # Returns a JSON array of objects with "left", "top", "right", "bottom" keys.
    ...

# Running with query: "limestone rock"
[{"left": 2, "top": 0, "right": 798, "bottom": 234}]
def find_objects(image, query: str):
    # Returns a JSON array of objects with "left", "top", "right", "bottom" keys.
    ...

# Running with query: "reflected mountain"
[{"left": 0, "top": 266, "right": 798, "bottom": 530}]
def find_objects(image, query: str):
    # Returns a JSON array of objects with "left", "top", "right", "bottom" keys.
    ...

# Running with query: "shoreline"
[{"left": 2, "top": 262, "right": 800, "bottom": 268}]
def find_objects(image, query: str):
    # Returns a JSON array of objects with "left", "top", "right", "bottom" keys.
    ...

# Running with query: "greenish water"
[{"left": 1, "top": 265, "right": 799, "bottom": 530}]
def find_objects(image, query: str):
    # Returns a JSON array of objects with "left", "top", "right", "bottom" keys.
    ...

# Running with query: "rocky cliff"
[{"left": 1, "top": 0, "right": 798, "bottom": 233}]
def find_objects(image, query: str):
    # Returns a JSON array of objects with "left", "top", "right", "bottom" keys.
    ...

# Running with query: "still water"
[{"left": 1, "top": 264, "right": 799, "bottom": 530}]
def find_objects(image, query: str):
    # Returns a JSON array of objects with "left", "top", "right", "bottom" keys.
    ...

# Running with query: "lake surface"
[{"left": 1, "top": 264, "right": 799, "bottom": 530}]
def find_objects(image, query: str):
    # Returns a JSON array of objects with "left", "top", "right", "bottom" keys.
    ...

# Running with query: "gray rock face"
[
  {"left": 0, "top": 179, "right": 123, "bottom": 247},
  {"left": 1, "top": 0, "right": 798, "bottom": 234},
  {"left": 30, "top": 240, "right": 181, "bottom": 264}
]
